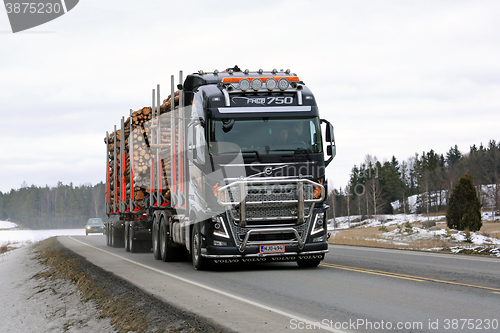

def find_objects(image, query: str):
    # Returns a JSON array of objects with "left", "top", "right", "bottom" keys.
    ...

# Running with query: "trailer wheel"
[
  {"left": 106, "top": 223, "right": 111, "bottom": 246},
  {"left": 129, "top": 223, "right": 138, "bottom": 253},
  {"left": 296, "top": 260, "right": 321, "bottom": 268},
  {"left": 124, "top": 222, "right": 130, "bottom": 252},
  {"left": 160, "top": 217, "right": 175, "bottom": 262},
  {"left": 152, "top": 216, "right": 161, "bottom": 260},
  {"left": 191, "top": 225, "right": 210, "bottom": 270},
  {"left": 111, "top": 224, "right": 124, "bottom": 248}
]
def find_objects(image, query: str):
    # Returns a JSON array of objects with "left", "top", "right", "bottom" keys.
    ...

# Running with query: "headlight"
[
  {"left": 212, "top": 216, "right": 230, "bottom": 238},
  {"left": 311, "top": 213, "right": 325, "bottom": 236},
  {"left": 86, "top": 226, "right": 91, "bottom": 229}
]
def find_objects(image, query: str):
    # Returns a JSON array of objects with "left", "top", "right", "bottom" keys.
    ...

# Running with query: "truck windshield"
[{"left": 208, "top": 117, "right": 323, "bottom": 155}]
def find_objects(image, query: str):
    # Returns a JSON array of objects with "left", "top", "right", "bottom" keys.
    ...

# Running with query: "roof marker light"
[
  {"left": 244, "top": 69, "right": 249, "bottom": 74},
  {"left": 214, "top": 69, "right": 219, "bottom": 75},
  {"left": 251, "top": 78, "right": 263, "bottom": 91},
  {"left": 272, "top": 68, "right": 278, "bottom": 74},
  {"left": 285, "top": 69, "right": 291, "bottom": 74},
  {"left": 266, "top": 78, "right": 278, "bottom": 90},
  {"left": 198, "top": 70, "right": 204, "bottom": 75},
  {"left": 278, "top": 78, "right": 289, "bottom": 90},
  {"left": 258, "top": 69, "right": 263, "bottom": 74}
]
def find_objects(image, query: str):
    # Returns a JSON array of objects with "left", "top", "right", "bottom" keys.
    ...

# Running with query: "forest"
[
  {"left": 0, "top": 182, "right": 106, "bottom": 229},
  {"left": 326, "top": 140, "right": 500, "bottom": 220}
]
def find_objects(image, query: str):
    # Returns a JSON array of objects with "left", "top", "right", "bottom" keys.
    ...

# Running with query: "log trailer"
[{"left": 104, "top": 66, "right": 336, "bottom": 269}]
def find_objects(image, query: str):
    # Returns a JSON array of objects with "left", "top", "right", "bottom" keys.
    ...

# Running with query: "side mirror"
[
  {"left": 327, "top": 145, "right": 337, "bottom": 159},
  {"left": 325, "top": 123, "right": 333, "bottom": 142},
  {"left": 321, "top": 119, "right": 336, "bottom": 167}
]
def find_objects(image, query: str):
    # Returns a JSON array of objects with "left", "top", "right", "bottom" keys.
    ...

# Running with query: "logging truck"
[{"left": 104, "top": 66, "right": 336, "bottom": 269}]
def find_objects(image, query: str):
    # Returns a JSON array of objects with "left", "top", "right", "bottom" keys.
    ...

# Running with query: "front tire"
[{"left": 191, "top": 225, "right": 209, "bottom": 270}]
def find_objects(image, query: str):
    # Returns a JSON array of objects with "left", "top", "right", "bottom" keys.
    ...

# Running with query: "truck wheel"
[
  {"left": 106, "top": 224, "right": 111, "bottom": 246},
  {"left": 152, "top": 216, "right": 161, "bottom": 260},
  {"left": 129, "top": 223, "right": 138, "bottom": 253},
  {"left": 124, "top": 222, "right": 130, "bottom": 252},
  {"left": 111, "top": 225, "right": 124, "bottom": 248},
  {"left": 191, "top": 225, "right": 209, "bottom": 270},
  {"left": 160, "top": 218, "right": 175, "bottom": 262},
  {"left": 297, "top": 260, "right": 321, "bottom": 268}
]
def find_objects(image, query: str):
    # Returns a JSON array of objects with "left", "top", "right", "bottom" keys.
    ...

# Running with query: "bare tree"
[
  {"left": 91, "top": 185, "right": 103, "bottom": 217},
  {"left": 367, "top": 177, "right": 383, "bottom": 220}
]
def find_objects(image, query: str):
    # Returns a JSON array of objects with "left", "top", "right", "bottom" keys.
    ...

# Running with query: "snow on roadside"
[
  {"left": 0, "top": 245, "right": 116, "bottom": 332},
  {"left": 0, "top": 220, "right": 88, "bottom": 250},
  {"left": 328, "top": 214, "right": 500, "bottom": 257}
]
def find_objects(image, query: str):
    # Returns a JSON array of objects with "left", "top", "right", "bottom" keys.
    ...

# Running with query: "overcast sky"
[{"left": 1, "top": 0, "right": 499, "bottom": 193}]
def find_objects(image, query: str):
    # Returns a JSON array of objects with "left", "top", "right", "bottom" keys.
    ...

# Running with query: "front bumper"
[{"left": 202, "top": 242, "right": 328, "bottom": 264}]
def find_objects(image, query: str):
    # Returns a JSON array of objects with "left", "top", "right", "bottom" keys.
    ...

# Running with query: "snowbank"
[
  {"left": 0, "top": 220, "right": 19, "bottom": 230},
  {"left": 0, "top": 221, "right": 87, "bottom": 249}
]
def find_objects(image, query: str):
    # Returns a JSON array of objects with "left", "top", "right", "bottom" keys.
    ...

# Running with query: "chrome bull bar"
[
  {"left": 239, "top": 227, "right": 303, "bottom": 252},
  {"left": 217, "top": 178, "right": 325, "bottom": 227}
]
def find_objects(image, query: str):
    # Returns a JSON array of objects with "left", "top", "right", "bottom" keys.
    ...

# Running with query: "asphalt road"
[{"left": 58, "top": 236, "right": 500, "bottom": 333}]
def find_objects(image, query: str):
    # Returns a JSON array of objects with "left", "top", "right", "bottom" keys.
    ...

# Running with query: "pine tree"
[{"left": 446, "top": 174, "right": 482, "bottom": 231}]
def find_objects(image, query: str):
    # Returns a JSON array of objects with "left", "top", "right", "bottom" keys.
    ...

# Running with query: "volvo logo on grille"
[{"left": 264, "top": 167, "right": 273, "bottom": 176}]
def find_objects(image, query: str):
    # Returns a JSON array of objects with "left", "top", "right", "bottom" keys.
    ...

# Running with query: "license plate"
[{"left": 259, "top": 244, "right": 285, "bottom": 253}]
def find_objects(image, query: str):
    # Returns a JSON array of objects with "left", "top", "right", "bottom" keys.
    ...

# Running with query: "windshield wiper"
[
  {"left": 271, "top": 149, "right": 311, "bottom": 160},
  {"left": 218, "top": 150, "right": 262, "bottom": 162},
  {"left": 242, "top": 150, "right": 262, "bottom": 162}
]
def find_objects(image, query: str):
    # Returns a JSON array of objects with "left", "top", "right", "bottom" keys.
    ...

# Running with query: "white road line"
[
  {"left": 67, "top": 236, "right": 345, "bottom": 333},
  {"left": 329, "top": 244, "right": 500, "bottom": 263}
]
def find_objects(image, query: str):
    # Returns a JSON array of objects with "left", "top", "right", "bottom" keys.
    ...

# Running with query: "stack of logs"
[{"left": 105, "top": 91, "right": 180, "bottom": 211}]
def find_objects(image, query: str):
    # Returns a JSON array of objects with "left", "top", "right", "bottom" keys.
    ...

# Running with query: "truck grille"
[{"left": 220, "top": 181, "right": 318, "bottom": 223}]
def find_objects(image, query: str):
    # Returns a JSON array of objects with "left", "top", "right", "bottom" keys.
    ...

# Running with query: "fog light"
[
  {"left": 214, "top": 240, "right": 228, "bottom": 246},
  {"left": 313, "top": 235, "right": 326, "bottom": 243}
]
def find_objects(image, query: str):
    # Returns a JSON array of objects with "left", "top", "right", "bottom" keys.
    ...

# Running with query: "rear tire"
[
  {"left": 124, "top": 222, "right": 130, "bottom": 252},
  {"left": 191, "top": 225, "right": 209, "bottom": 270},
  {"left": 106, "top": 223, "right": 111, "bottom": 246},
  {"left": 129, "top": 223, "right": 138, "bottom": 253},
  {"left": 111, "top": 224, "right": 124, "bottom": 248},
  {"left": 160, "top": 217, "right": 175, "bottom": 262},
  {"left": 152, "top": 216, "right": 161, "bottom": 260}
]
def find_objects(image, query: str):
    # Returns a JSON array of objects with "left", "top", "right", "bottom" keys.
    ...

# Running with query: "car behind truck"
[{"left": 104, "top": 66, "right": 336, "bottom": 270}]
